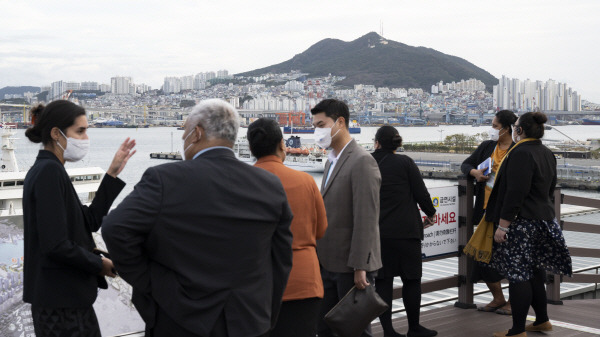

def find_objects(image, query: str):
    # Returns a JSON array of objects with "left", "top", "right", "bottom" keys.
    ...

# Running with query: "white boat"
[
  {"left": 233, "top": 136, "right": 327, "bottom": 173},
  {"left": 0, "top": 126, "right": 105, "bottom": 225}
]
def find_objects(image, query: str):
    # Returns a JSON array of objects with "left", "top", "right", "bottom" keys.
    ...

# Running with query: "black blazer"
[
  {"left": 372, "top": 149, "right": 436, "bottom": 240},
  {"left": 461, "top": 140, "right": 515, "bottom": 225},
  {"left": 485, "top": 140, "right": 557, "bottom": 223},
  {"left": 102, "top": 148, "right": 293, "bottom": 337},
  {"left": 23, "top": 150, "right": 125, "bottom": 308}
]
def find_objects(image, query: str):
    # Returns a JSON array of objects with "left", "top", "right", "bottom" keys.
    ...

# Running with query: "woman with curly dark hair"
[{"left": 486, "top": 111, "right": 572, "bottom": 337}]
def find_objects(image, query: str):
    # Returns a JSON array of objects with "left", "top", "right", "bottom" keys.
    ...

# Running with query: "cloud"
[{"left": 1, "top": 0, "right": 599, "bottom": 102}]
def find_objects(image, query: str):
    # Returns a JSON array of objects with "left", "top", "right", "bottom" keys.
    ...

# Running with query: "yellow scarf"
[{"left": 463, "top": 138, "right": 536, "bottom": 263}]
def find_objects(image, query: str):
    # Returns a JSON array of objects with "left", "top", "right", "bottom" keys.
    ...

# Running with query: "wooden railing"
[
  {"left": 390, "top": 176, "right": 476, "bottom": 309},
  {"left": 546, "top": 192, "right": 600, "bottom": 304}
]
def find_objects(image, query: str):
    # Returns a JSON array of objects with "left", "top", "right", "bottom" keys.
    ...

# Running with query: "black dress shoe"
[
  {"left": 407, "top": 325, "right": 438, "bottom": 337},
  {"left": 384, "top": 332, "right": 406, "bottom": 337}
]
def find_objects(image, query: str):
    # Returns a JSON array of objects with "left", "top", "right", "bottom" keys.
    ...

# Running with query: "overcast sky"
[{"left": 2, "top": 0, "right": 599, "bottom": 102}]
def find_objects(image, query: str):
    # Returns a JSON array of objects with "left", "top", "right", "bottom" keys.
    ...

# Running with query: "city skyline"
[{"left": 1, "top": 0, "right": 599, "bottom": 102}]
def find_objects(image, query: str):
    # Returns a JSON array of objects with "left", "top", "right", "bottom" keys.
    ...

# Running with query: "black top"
[
  {"left": 372, "top": 149, "right": 436, "bottom": 240},
  {"left": 485, "top": 140, "right": 557, "bottom": 223},
  {"left": 23, "top": 150, "right": 125, "bottom": 308},
  {"left": 461, "top": 140, "right": 512, "bottom": 225}
]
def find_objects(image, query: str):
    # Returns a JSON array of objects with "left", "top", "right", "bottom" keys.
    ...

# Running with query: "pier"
[
  {"left": 419, "top": 167, "right": 600, "bottom": 191},
  {"left": 404, "top": 151, "right": 600, "bottom": 191}
]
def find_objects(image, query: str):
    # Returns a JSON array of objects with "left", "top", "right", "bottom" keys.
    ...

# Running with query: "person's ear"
[
  {"left": 193, "top": 125, "right": 204, "bottom": 143},
  {"left": 280, "top": 139, "right": 286, "bottom": 152},
  {"left": 50, "top": 127, "right": 61, "bottom": 142}
]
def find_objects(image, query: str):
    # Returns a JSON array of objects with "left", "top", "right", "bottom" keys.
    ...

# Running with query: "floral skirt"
[{"left": 489, "top": 217, "right": 572, "bottom": 283}]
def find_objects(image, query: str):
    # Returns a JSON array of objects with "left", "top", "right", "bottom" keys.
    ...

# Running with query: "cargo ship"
[{"left": 581, "top": 118, "right": 600, "bottom": 125}]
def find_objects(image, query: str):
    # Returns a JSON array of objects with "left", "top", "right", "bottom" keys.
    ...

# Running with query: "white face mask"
[
  {"left": 57, "top": 130, "right": 89, "bottom": 162},
  {"left": 314, "top": 119, "right": 341, "bottom": 149},
  {"left": 182, "top": 129, "right": 199, "bottom": 160},
  {"left": 489, "top": 127, "right": 507, "bottom": 141},
  {"left": 512, "top": 127, "right": 521, "bottom": 143}
]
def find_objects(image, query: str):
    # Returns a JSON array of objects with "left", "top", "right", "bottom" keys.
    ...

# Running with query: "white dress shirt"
[{"left": 324, "top": 139, "right": 352, "bottom": 187}]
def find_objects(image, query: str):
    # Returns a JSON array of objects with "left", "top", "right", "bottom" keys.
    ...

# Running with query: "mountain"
[
  {"left": 0, "top": 86, "right": 41, "bottom": 99},
  {"left": 237, "top": 32, "right": 498, "bottom": 90}
]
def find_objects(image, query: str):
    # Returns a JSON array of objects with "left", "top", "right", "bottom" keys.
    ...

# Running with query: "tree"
[
  {"left": 180, "top": 100, "right": 196, "bottom": 108},
  {"left": 36, "top": 91, "right": 49, "bottom": 102},
  {"left": 0, "top": 97, "right": 28, "bottom": 105},
  {"left": 240, "top": 95, "right": 254, "bottom": 105},
  {"left": 444, "top": 133, "right": 478, "bottom": 153}
]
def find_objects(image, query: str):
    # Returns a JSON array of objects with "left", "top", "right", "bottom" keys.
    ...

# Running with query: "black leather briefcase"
[{"left": 324, "top": 285, "right": 389, "bottom": 337}]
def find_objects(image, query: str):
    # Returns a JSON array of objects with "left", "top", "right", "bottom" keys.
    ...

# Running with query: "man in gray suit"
[
  {"left": 102, "top": 99, "right": 293, "bottom": 337},
  {"left": 311, "top": 99, "right": 382, "bottom": 337}
]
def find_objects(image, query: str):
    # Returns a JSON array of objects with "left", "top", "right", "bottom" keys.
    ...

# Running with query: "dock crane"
[{"left": 61, "top": 90, "right": 73, "bottom": 100}]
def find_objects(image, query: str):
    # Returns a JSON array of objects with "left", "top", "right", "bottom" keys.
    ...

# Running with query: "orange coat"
[{"left": 255, "top": 155, "right": 328, "bottom": 301}]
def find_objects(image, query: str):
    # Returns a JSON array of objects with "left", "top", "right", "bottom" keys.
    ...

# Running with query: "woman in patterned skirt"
[{"left": 485, "top": 111, "right": 572, "bottom": 337}]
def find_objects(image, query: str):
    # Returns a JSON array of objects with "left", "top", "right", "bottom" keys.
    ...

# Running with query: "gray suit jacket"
[{"left": 318, "top": 139, "right": 382, "bottom": 273}]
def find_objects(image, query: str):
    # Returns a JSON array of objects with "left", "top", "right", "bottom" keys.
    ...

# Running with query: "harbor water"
[{"left": 10, "top": 125, "right": 600, "bottom": 205}]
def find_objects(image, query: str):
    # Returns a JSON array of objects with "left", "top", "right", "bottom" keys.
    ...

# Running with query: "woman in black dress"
[
  {"left": 372, "top": 126, "right": 437, "bottom": 337},
  {"left": 23, "top": 100, "right": 136, "bottom": 337},
  {"left": 486, "top": 112, "right": 572, "bottom": 337}
]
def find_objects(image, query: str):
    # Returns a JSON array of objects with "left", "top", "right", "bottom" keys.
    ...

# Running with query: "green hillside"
[{"left": 238, "top": 32, "right": 497, "bottom": 90}]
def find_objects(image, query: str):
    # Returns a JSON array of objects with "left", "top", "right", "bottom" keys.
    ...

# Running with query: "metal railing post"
[
  {"left": 455, "top": 175, "right": 476, "bottom": 309},
  {"left": 546, "top": 187, "right": 563, "bottom": 304}
]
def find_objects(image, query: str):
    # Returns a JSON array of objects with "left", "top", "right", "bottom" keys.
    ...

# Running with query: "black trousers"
[
  {"left": 31, "top": 305, "right": 101, "bottom": 337},
  {"left": 318, "top": 268, "right": 376, "bottom": 337},
  {"left": 270, "top": 297, "right": 322, "bottom": 337}
]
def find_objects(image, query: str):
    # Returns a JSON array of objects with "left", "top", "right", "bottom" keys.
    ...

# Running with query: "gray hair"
[{"left": 187, "top": 99, "right": 239, "bottom": 144}]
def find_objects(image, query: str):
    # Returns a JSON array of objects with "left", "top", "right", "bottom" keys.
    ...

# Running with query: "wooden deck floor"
[
  {"left": 372, "top": 299, "right": 600, "bottom": 337},
  {"left": 115, "top": 299, "right": 600, "bottom": 337}
]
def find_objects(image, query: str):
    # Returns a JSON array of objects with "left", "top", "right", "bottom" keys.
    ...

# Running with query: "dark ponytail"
[
  {"left": 375, "top": 125, "right": 402, "bottom": 151},
  {"left": 518, "top": 111, "right": 548, "bottom": 139},
  {"left": 24, "top": 100, "right": 86, "bottom": 145},
  {"left": 24, "top": 104, "right": 45, "bottom": 143}
]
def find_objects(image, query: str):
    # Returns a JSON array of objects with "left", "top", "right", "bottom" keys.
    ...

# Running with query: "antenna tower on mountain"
[{"left": 380, "top": 21, "right": 384, "bottom": 37}]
